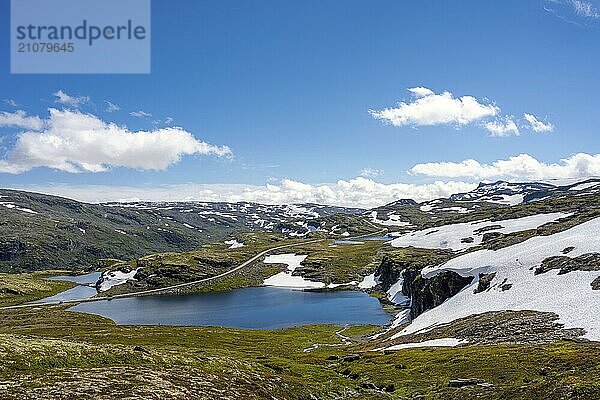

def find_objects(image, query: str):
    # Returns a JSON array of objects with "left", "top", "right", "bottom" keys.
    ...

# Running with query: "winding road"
[
  {"left": 3, "top": 225, "right": 390, "bottom": 311},
  {"left": 1, "top": 238, "right": 327, "bottom": 310}
]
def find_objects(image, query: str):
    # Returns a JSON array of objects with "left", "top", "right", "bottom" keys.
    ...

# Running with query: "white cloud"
[
  {"left": 130, "top": 110, "right": 152, "bottom": 118},
  {"left": 369, "top": 87, "right": 499, "bottom": 128},
  {"left": 164, "top": 117, "right": 174, "bottom": 125},
  {"left": 570, "top": 0, "right": 600, "bottom": 18},
  {"left": 410, "top": 153, "right": 600, "bottom": 180},
  {"left": 0, "top": 110, "right": 44, "bottom": 130},
  {"left": 53, "top": 90, "right": 89, "bottom": 107},
  {"left": 484, "top": 116, "right": 520, "bottom": 137},
  {"left": 359, "top": 167, "right": 383, "bottom": 178},
  {"left": 104, "top": 100, "right": 121, "bottom": 112},
  {"left": 407, "top": 87, "right": 435, "bottom": 98},
  {"left": 523, "top": 113, "right": 554, "bottom": 133},
  {"left": 12, "top": 178, "right": 477, "bottom": 208},
  {"left": 0, "top": 108, "right": 232, "bottom": 174},
  {"left": 544, "top": 0, "right": 600, "bottom": 24},
  {"left": 4, "top": 99, "right": 18, "bottom": 107}
]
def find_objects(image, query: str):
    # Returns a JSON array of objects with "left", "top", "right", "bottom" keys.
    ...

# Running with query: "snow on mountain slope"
[
  {"left": 389, "top": 212, "right": 571, "bottom": 251},
  {"left": 393, "top": 217, "right": 600, "bottom": 340},
  {"left": 449, "top": 181, "right": 554, "bottom": 204},
  {"left": 569, "top": 181, "right": 600, "bottom": 192},
  {"left": 369, "top": 211, "right": 411, "bottom": 227}
]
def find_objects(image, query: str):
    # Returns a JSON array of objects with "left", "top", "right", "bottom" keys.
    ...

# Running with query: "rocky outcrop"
[
  {"left": 474, "top": 272, "right": 496, "bottom": 294},
  {"left": 373, "top": 257, "right": 404, "bottom": 289},
  {"left": 535, "top": 253, "right": 600, "bottom": 275},
  {"left": 437, "top": 310, "right": 586, "bottom": 345},
  {"left": 402, "top": 269, "right": 473, "bottom": 317},
  {"left": 377, "top": 310, "right": 587, "bottom": 349},
  {"left": 448, "top": 378, "right": 489, "bottom": 388},
  {"left": 374, "top": 250, "right": 472, "bottom": 319}
]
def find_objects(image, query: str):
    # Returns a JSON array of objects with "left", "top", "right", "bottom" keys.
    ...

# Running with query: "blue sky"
[{"left": 1, "top": 0, "right": 600, "bottom": 205}]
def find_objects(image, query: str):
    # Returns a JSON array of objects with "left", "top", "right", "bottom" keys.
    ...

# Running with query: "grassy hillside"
[
  {"left": 0, "top": 189, "right": 370, "bottom": 272},
  {"left": 0, "top": 271, "right": 76, "bottom": 306},
  {"left": 0, "top": 306, "right": 598, "bottom": 399}
]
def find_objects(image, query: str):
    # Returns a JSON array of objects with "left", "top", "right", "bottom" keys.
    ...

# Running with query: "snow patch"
[
  {"left": 383, "top": 338, "right": 466, "bottom": 350},
  {"left": 390, "top": 212, "right": 571, "bottom": 251},
  {"left": 358, "top": 273, "right": 380, "bottom": 289},
  {"left": 569, "top": 182, "right": 599, "bottom": 191},
  {"left": 224, "top": 239, "right": 245, "bottom": 249},
  {"left": 396, "top": 217, "right": 600, "bottom": 340},
  {"left": 98, "top": 268, "right": 141, "bottom": 292},
  {"left": 387, "top": 271, "right": 410, "bottom": 306},
  {"left": 370, "top": 211, "right": 411, "bottom": 227},
  {"left": 0, "top": 202, "right": 38, "bottom": 214},
  {"left": 263, "top": 254, "right": 326, "bottom": 289}
]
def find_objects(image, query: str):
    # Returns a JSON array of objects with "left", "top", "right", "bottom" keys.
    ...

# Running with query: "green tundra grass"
[{"left": 0, "top": 305, "right": 599, "bottom": 399}]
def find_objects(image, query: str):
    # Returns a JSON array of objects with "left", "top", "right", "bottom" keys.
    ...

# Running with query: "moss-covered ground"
[
  {"left": 0, "top": 305, "right": 599, "bottom": 399},
  {"left": 0, "top": 270, "right": 76, "bottom": 306}
]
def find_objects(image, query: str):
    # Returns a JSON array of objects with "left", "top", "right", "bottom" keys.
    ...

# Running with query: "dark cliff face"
[
  {"left": 374, "top": 257, "right": 404, "bottom": 288},
  {"left": 374, "top": 250, "right": 472, "bottom": 319},
  {"left": 402, "top": 269, "right": 473, "bottom": 317}
]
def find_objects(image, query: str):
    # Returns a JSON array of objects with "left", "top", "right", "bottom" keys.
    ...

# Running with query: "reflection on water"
[
  {"left": 35, "top": 272, "right": 101, "bottom": 303},
  {"left": 70, "top": 286, "right": 391, "bottom": 329}
]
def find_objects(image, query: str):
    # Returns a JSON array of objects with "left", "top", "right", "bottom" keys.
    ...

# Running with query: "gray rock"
[
  {"left": 474, "top": 272, "right": 496, "bottom": 294},
  {"left": 133, "top": 345, "right": 150, "bottom": 354},
  {"left": 535, "top": 253, "right": 600, "bottom": 275},
  {"left": 448, "top": 378, "right": 486, "bottom": 388}
]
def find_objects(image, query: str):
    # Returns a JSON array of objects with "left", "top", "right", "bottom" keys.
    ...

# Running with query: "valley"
[{"left": 1, "top": 179, "right": 600, "bottom": 398}]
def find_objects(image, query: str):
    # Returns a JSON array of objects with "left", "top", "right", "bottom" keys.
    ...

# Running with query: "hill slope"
[{"left": 0, "top": 189, "right": 364, "bottom": 271}]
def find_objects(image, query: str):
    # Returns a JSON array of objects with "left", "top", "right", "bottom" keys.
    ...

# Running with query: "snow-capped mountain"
[
  {"left": 368, "top": 178, "right": 600, "bottom": 228},
  {"left": 365, "top": 177, "right": 600, "bottom": 347}
]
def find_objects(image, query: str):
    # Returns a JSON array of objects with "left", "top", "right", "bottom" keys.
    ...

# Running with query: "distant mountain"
[
  {"left": 368, "top": 178, "right": 600, "bottom": 228},
  {"left": 3, "top": 178, "right": 599, "bottom": 272},
  {"left": 0, "top": 189, "right": 364, "bottom": 271}
]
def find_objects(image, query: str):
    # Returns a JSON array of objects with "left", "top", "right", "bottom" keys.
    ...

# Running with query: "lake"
[
  {"left": 47, "top": 272, "right": 101, "bottom": 285},
  {"left": 334, "top": 235, "right": 394, "bottom": 245},
  {"left": 69, "top": 286, "right": 391, "bottom": 329},
  {"left": 33, "top": 272, "right": 101, "bottom": 303}
]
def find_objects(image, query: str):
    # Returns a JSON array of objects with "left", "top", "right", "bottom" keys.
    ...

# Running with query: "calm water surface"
[
  {"left": 69, "top": 287, "right": 391, "bottom": 329},
  {"left": 34, "top": 272, "right": 101, "bottom": 303}
]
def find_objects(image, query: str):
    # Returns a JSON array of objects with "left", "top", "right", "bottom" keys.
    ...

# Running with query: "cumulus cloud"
[
  {"left": 369, "top": 87, "right": 499, "bottom": 128},
  {"left": 104, "top": 100, "right": 121, "bottom": 112},
  {"left": 0, "top": 108, "right": 232, "bottom": 174},
  {"left": 13, "top": 178, "right": 477, "bottom": 208},
  {"left": 410, "top": 153, "right": 600, "bottom": 180},
  {"left": 53, "top": 90, "right": 89, "bottom": 107},
  {"left": 130, "top": 110, "right": 152, "bottom": 118},
  {"left": 523, "top": 113, "right": 554, "bottom": 133},
  {"left": 0, "top": 110, "right": 44, "bottom": 130},
  {"left": 484, "top": 116, "right": 520, "bottom": 137}
]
